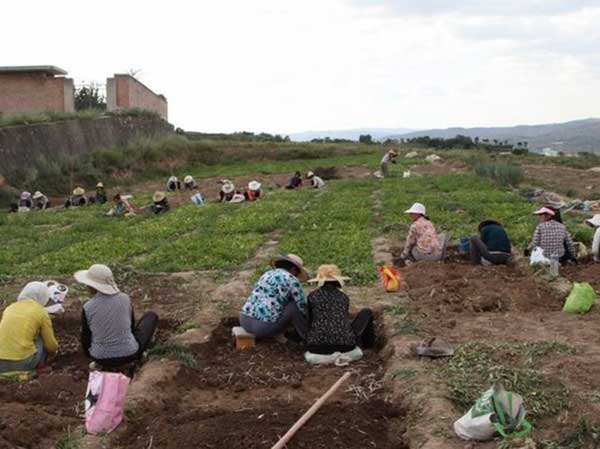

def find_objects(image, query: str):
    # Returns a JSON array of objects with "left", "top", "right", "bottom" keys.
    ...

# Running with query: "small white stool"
[{"left": 232, "top": 326, "right": 256, "bottom": 350}]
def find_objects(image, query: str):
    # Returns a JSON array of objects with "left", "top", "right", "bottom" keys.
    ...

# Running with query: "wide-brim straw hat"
[
  {"left": 73, "top": 187, "right": 85, "bottom": 196},
  {"left": 153, "top": 191, "right": 167, "bottom": 202},
  {"left": 389, "top": 150, "right": 398, "bottom": 156},
  {"left": 533, "top": 207, "right": 555, "bottom": 217},
  {"left": 222, "top": 183, "right": 235, "bottom": 194},
  {"left": 271, "top": 254, "right": 309, "bottom": 282},
  {"left": 184, "top": 176, "right": 193, "bottom": 184},
  {"left": 586, "top": 214, "right": 600, "bottom": 227},
  {"left": 405, "top": 202, "right": 426, "bottom": 215},
  {"left": 20, "top": 191, "right": 32, "bottom": 200},
  {"left": 32, "top": 191, "right": 43, "bottom": 199},
  {"left": 96, "top": 182, "right": 104, "bottom": 188},
  {"left": 307, "top": 171, "right": 314, "bottom": 178},
  {"left": 74, "top": 264, "right": 120, "bottom": 296},
  {"left": 248, "top": 181, "right": 261, "bottom": 191},
  {"left": 308, "top": 264, "right": 351, "bottom": 287}
]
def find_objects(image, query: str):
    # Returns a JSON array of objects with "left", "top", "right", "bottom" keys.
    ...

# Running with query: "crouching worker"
[
  {"left": 0, "top": 282, "right": 58, "bottom": 375},
  {"left": 245, "top": 181, "right": 262, "bottom": 201},
  {"left": 65, "top": 187, "right": 88, "bottom": 208},
  {"left": 286, "top": 172, "right": 303, "bottom": 190},
  {"left": 240, "top": 254, "right": 308, "bottom": 339},
  {"left": 586, "top": 215, "right": 600, "bottom": 262},
  {"left": 470, "top": 220, "right": 512, "bottom": 265},
  {"left": 528, "top": 207, "right": 576, "bottom": 264},
  {"left": 107, "top": 194, "right": 135, "bottom": 217},
  {"left": 150, "top": 191, "right": 170, "bottom": 215},
  {"left": 33, "top": 191, "right": 50, "bottom": 210},
  {"left": 401, "top": 203, "right": 446, "bottom": 262},
  {"left": 304, "top": 265, "right": 374, "bottom": 364},
  {"left": 75, "top": 264, "right": 158, "bottom": 368}
]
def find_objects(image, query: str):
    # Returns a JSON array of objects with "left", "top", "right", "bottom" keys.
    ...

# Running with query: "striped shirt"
[
  {"left": 530, "top": 220, "right": 576, "bottom": 259},
  {"left": 83, "top": 292, "right": 138, "bottom": 360}
]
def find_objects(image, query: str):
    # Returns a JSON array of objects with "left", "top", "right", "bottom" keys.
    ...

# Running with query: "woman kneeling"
[{"left": 75, "top": 264, "right": 158, "bottom": 368}]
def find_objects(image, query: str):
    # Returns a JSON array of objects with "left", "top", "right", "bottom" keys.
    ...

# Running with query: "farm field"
[{"left": 1, "top": 148, "right": 600, "bottom": 449}]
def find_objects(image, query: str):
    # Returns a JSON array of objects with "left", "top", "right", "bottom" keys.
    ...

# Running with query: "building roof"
[{"left": 0, "top": 65, "right": 68, "bottom": 76}]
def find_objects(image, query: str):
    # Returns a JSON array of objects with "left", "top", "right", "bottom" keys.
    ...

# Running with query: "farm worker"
[
  {"left": 183, "top": 175, "right": 198, "bottom": 191},
  {"left": 528, "top": 207, "right": 576, "bottom": 264},
  {"left": 244, "top": 181, "right": 262, "bottom": 201},
  {"left": 285, "top": 171, "right": 303, "bottom": 189},
  {"left": 75, "top": 264, "right": 158, "bottom": 368},
  {"left": 305, "top": 265, "right": 374, "bottom": 356},
  {"left": 307, "top": 171, "right": 325, "bottom": 189},
  {"left": 585, "top": 214, "right": 600, "bottom": 262},
  {"left": 190, "top": 190, "right": 204, "bottom": 206},
  {"left": 107, "top": 194, "right": 135, "bottom": 217},
  {"left": 32, "top": 191, "right": 50, "bottom": 210},
  {"left": 380, "top": 150, "right": 398, "bottom": 177},
  {"left": 151, "top": 191, "right": 170, "bottom": 215},
  {"left": 65, "top": 187, "right": 88, "bottom": 208},
  {"left": 240, "top": 254, "right": 309, "bottom": 339},
  {"left": 469, "top": 220, "right": 512, "bottom": 265},
  {"left": 167, "top": 176, "right": 181, "bottom": 192},
  {"left": 0, "top": 282, "right": 58, "bottom": 374},
  {"left": 219, "top": 179, "right": 236, "bottom": 202},
  {"left": 18, "top": 191, "right": 33, "bottom": 212},
  {"left": 95, "top": 182, "right": 107, "bottom": 204},
  {"left": 400, "top": 203, "right": 446, "bottom": 262}
]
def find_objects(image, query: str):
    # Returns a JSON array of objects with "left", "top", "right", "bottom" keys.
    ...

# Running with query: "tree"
[
  {"left": 74, "top": 85, "right": 106, "bottom": 111},
  {"left": 359, "top": 134, "right": 373, "bottom": 144}
]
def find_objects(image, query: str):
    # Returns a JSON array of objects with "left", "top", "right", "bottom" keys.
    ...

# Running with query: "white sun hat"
[
  {"left": 586, "top": 214, "right": 600, "bottom": 227},
  {"left": 405, "top": 202, "right": 426, "bottom": 215},
  {"left": 184, "top": 175, "right": 194, "bottom": 184},
  {"left": 307, "top": 171, "right": 314, "bottom": 178},
  {"left": 33, "top": 191, "right": 44, "bottom": 199},
  {"left": 222, "top": 183, "right": 235, "bottom": 194},
  {"left": 74, "top": 264, "right": 120, "bottom": 295},
  {"left": 248, "top": 181, "right": 261, "bottom": 191}
]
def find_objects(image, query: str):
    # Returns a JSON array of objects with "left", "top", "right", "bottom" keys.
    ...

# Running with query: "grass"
[
  {"left": 148, "top": 343, "right": 198, "bottom": 369},
  {"left": 474, "top": 161, "right": 524, "bottom": 187},
  {"left": 0, "top": 108, "right": 160, "bottom": 128},
  {"left": 55, "top": 427, "right": 84, "bottom": 449},
  {"left": 539, "top": 418, "right": 600, "bottom": 449},
  {"left": 440, "top": 341, "right": 574, "bottom": 420}
]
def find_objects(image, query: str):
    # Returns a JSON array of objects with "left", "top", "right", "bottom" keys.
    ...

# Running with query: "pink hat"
[{"left": 533, "top": 207, "right": 555, "bottom": 217}]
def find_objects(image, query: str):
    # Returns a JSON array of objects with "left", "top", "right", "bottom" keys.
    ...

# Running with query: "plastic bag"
[
  {"left": 563, "top": 282, "right": 596, "bottom": 314},
  {"left": 85, "top": 371, "right": 130, "bottom": 435},
  {"left": 529, "top": 247, "right": 550, "bottom": 265},
  {"left": 454, "top": 384, "right": 532, "bottom": 441},
  {"left": 377, "top": 265, "right": 402, "bottom": 292}
]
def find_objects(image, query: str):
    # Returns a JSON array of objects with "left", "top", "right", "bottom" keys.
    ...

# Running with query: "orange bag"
[{"left": 377, "top": 265, "right": 402, "bottom": 292}]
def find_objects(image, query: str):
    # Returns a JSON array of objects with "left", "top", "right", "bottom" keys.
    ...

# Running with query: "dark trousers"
[
  {"left": 93, "top": 312, "right": 159, "bottom": 368},
  {"left": 469, "top": 236, "right": 510, "bottom": 265},
  {"left": 240, "top": 303, "right": 307, "bottom": 339},
  {"left": 306, "top": 308, "right": 375, "bottom": 354}
]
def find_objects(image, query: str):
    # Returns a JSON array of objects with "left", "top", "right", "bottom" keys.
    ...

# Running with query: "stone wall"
[
  {"left": 0, "top": 115, "right": 173, "bottom": 175},
  {"left": 107, "top": 75, "right": 168, "bottom": 120},
  {"left": 0, "top": 72, "right": 74, "bottom": 114}
]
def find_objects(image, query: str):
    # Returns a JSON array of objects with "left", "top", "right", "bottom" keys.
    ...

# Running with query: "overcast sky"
[{"left": 3, "top": 0, "right": 600, "bottom": 133}]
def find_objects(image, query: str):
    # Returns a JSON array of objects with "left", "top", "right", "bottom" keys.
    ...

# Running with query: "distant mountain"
[
  {"left": 288, "top": 128, "right": 416, "bottom": 142},
  {"left": 388, "top": 119, "right": 600, "bottom": 153}
]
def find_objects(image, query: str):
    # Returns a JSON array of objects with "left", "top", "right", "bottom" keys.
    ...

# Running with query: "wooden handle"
[{"left": 271, "top": 371, "right": 352, "bottom": 449}]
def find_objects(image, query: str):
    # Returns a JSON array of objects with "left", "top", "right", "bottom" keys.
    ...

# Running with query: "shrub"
[{"left": 474, "top": 162, "right": 524, "bottom": 187}]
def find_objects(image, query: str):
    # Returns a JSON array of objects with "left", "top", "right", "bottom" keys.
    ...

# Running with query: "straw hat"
[
  {"left": 96, "top": 182, "right": 104, "bottom": 188},
  {"left": 222, "top": 183, "right": 235, "bottom": 194},
  {"left": 20, "top": 191, "right": 32, "bottom": 200},
  {"left": 308, "top": 264, "right": 351, "bottom": 287},
  {"left": 405, "top": 202, "right": 426, "bottom": 215},
  {"left": 586, "top": 214, "right": 600, "bottom": 227},
  {"left": 153, "top": 191, "right": 167, "bottom": 202},
  {"left": 32, "top": 191, "right": 44, "bottom": 200},
  {"left": 184, "top": 175, "right": 194, "bottom": 184},
  {"left": 73, "top": 187, "right": 85, "bottom": 196},
  {"left": 248, "top": 181, "right": 261, "bottom": 191},
  {"left": 307, "top": 171, "right": 314, "bottom": 178},
  {"left": 271, "top": 254, "right": 309, "bottom": 282},
  {"left": 389, "top": 150, "right": 398, "bottom": 156},
  {"left": 533, "top": 207, "right": 555, "bottom": 217},
  {"left": 74, "top": 264, "right": 120, "bottom": 295}
]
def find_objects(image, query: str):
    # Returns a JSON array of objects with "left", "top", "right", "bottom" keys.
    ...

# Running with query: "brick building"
[
  {"left": 107, "top": 74, "right": 168, "bottom": 121},
  {"left": 0, "top": 66, "right": 75, "bottom": 115}
]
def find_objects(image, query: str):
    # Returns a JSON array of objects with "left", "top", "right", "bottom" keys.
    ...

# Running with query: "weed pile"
[{"left": 441, "top": 341, "right": 574, "bottom": 420}]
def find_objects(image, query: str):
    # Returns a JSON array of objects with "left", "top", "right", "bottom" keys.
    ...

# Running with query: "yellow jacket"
[{"left": 0, "top": 299, "right": 58, "bottom": 361}]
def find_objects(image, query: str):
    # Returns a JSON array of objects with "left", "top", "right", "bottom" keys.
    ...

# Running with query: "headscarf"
[{"left": 17, "top": 281, "right": 50, "bottom": 307}]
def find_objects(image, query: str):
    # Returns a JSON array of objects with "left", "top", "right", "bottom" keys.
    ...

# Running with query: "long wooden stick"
[{"left": 271, "top": 371, "right": 352, "bottom": 449}]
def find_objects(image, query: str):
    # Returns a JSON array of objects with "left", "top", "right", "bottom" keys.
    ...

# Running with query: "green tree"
[
  {"left": 74, "top": 85, "right": 106, "bottom": 111},
  {"left": 359, "top": 134, "right": 373, "bottom": 144}
]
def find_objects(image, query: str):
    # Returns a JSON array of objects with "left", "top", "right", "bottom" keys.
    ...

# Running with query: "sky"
[{"left": 2, "top": 0, "right": 600, "bottom": 133}]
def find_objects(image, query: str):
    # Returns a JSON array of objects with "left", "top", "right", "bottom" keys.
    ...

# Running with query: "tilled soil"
[
  {"left": 113, "top": 319, "right": 408, "bottom": 449},
  {"left": 562, "top": 260, "right": 600, "bottom": 291}
]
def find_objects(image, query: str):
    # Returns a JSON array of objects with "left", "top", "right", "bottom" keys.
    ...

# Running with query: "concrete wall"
[
  {"left": 0, "top": 115, "right": 173, "bottom": 175},
  {"left": 0, "top": 73, "right": 74, "bottom": 114},
  {"left": 107, "top": 75, "right": 168, "bottom": 120}
]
